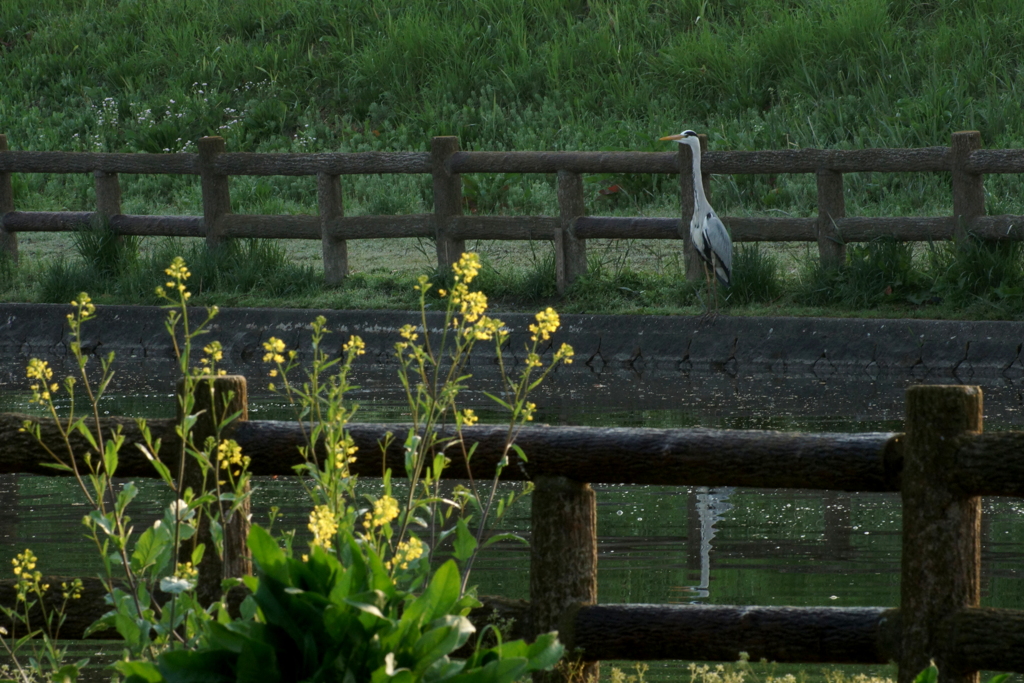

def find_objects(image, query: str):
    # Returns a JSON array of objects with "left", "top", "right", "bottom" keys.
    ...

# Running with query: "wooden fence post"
[
  {"left": 530, "top": 475, "right": 598, "bottom": 682},
  {"left": 318, "top": 172, "right": 347, "bottom": 284},
  {"left": 177, "top": 375, "right": 251, "bottom": 607},
  {"left": 951, "top": 131, "right": 984, "bottom": 245},
  {"left": 556, "top": 171, "right": 587, "bottom": 294},
  {"left": 899, "top": 385, "right": 982, "bottom": 683},
  {"left": 816, "top": 170, "right": 846, "bottom": 268},
  {"left": 678, "top": 136, "right": 711, "bottom": 282},
  {"left": 198, "top": 136, "right": 231, "bottom": 249},
  {"left": 0, "top": 135, "right": 17, "bottom": 263},
  {"left": 431, "top": 136, "right": 465, "bottom": 273}
]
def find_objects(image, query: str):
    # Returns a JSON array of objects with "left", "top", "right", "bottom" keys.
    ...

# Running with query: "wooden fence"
[
  {"left": 3, "top": 131, "right": 1024, "bottom": 292},
  {"left": 2, "top": 381, "right": 1024, "bottom": 682}
]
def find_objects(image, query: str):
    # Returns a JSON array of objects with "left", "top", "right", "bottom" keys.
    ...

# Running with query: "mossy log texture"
[
  {"left": 562, "top": 604, "right": 901, "bottom": 664},
  {"left": 530, "top": 476, "right": 598, "bottom": 682},
  {"left": 0, "top": 415, "right": 905, "bottom": 491},
  {"left": 899, "top": 385, "right": 983, "bottom": 683}
]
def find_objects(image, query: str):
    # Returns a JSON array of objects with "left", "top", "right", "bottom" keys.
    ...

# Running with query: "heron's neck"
[{"left": 689, "top": 142, "right": 708, "bottom": 216}]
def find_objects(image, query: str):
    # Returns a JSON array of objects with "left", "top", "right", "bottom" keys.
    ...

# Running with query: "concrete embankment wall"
[{"left": 1, "top": 303, "right": 1023, "bottom": 380}]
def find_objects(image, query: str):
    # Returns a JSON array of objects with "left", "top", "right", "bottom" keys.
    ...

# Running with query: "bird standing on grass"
[{"left": 660, "top": 130, "right": 732, "bottom": 311}]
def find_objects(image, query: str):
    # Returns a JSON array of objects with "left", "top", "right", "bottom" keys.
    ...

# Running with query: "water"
[{"left": 2, "top": 360, "right": 1024, "bottom": 681}]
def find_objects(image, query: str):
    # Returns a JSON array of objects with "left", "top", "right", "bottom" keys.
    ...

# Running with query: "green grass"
[{"left": 4, "top": 0, "right": 1024, "bottom": 317}]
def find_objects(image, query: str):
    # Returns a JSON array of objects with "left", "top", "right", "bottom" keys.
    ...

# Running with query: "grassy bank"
[{"left": 3, "top": 0, "right": 1024, "bottom": 317}]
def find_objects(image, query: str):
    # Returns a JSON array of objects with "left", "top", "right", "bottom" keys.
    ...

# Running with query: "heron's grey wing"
[{"left": 704, "top": 215, "right": 732, "bottom": 276}]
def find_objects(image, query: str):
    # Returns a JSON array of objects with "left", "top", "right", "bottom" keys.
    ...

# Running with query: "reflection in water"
[{"left": 688, "top": 487, "right": 734, "bottom": 600}]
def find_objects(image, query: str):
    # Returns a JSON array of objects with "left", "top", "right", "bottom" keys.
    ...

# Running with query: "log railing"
[
  {"left": 1, "top": 382, "right": 1024, "bottom": 681},
  {"left": 2, "top": 131, "right": 1023, "bottom": 289}
]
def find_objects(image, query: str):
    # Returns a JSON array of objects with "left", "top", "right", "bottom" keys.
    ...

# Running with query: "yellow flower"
[
  {"left": 399, "top": 324, "right": 419, "bottom": 341},
  {"left": 333, "top": 436, "right": 358, "bottom": 470},
  {"left": 529, "top": 307, "right": 560, "bottom": 342},
  {"left": 459, "top": 290, "right": 488, "bottom": 323},
  {"left": 461, "top": 409, "right": 478, "bottom": 426},
  {"left": 203, "top": 341, "right": 224, "bottom": 363},
  {"left": 174, "top": 562, "right": 198, "bottom": 579},
  {"left": 70, "top": 292, "right": 96, "bottom": 318},
  {"left": 362, "top": 496, "right": 399, "bottom": 530},
  {"left": 343, "top": 335, "right": 366, "bottom": 356},
  {"left": 217, "top": 439, "right": 249, "bottom": 473},
  {"left": 555, "top": 343, "right": 575, "bottom": 365},
  {"left": 309, "top": 505, "right": 338, "bottom": 550},
  {"left": 526, "top": 353, "right": 542, "bottom": 368},
  {"left": 263, "top": 337, "right": 286, "bottom": 363},
  {"left": 62, "top": 578, "right": 84, "bottom": 600},
  {"left": 26, "top": 358, "right": 53, "bottom": 382},
  {"left": 387, "top": 536, "right": 425, "bottom": 571},
  {"left": 165, "top": 257, "right": 191, "bottom": 282},
  {"left": 452, "top": 252, "right": 481, "bottom": 284},
  {"left": 522, "top": 401, "right": 537, "bottom": 422}
]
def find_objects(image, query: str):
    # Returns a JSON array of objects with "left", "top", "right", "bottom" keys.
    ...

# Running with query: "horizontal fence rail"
[
  {"left": 2, "top": 378, "right": 1024, "bottom": 681},
  {"left": 2, "top": 131, "right": 1024, "bottom": 288}
]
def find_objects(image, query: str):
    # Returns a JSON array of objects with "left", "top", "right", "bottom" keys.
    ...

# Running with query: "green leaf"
[
  {"left": 113, "top": 661, "right": 163, "bottom": 683},
  {"left": 913, "top": 665, "right": 939, "bottom": 683},
  {"left": 420, "top": 559, "right": 462, "bottom": 623},
  {"left": 52, "top": 664, "right": 82, "bottom": 683},
  {"left": 155, "top": 649, "right": 236, "bottom": 683},
  {"left": 413, "top": 616, "right": 475, "bottom": 673},
  {"left": 247, "top": 525, "right": 288, "bottom": 582},
  {"left": 510, "top": 443, "right": 528, "bottom": 464},
  {"left": 103, "top": 439, "right": 119, "bottom": 476},
  {"left": 38, "top": 461, "right": 74, "bottom": 473},
  {"left": 482, "top": 533, "right": 529, "bottom": 549},
  {"left": 986, "top": 676, "right": 1011, "bottom": 683},
  {"left": 236, "top": 637, "right": 281, "bottom": 683},
  {"left": 131, "top": 525, "right": 172, "bottom": 576},
  {"left": 525, "top": 632, "right": 565, "bottom": 671},
  {"left": 453, "top": 519, "right": 477, "bottom": 562}
]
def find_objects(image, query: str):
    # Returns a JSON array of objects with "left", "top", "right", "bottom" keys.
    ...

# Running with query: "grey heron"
[{"left": 660, "top": 130, "right": 732, "bottom": 309}]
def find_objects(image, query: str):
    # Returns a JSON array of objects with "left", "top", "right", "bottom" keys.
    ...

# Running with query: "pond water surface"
[{"left": 1, "top": 359, "right": 1023, "bottom": 681}]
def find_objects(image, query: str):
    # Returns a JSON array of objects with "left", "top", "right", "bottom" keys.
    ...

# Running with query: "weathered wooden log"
[
  {"left": 942, "top": 607, "right": 1024, "bottom": 673},
  {"left": 557, "top": 171, "right": 587, "bottom": 293},
  {"left": 323, "top": 214, "right": 434, "bottom": 239},
  {"left": 219, "top": 213, "right": 321, "bottom": 239},
  {"left": 816, "top": 170, "right": 846, "bottom": 267},
  {"left": 318, "top": 173, "right": 347, "bottom": 284},
  {"left": 562, "top": 604, "right": 901, "bottom": 664},
  {"left": 199, "top": 137, "right": 231, "bottom": 248},
  {"left": 971, "top": 215, "right": 1024, "bottom": 241},
  {"left": 952, "top": 132, "right": 985, "bottom": 245},
  {"left": 964, "top": 149, "right": 1024, "bottom": 174},
  {"left": 214, "top": 152, "right": 431, "bottom": 176},
  {"left": 832, "top": 216, "right": 956, "bottom": 242},
  {"left": 531, "top": 476, "right": 598, "bottom": 682},
  {"left": 449, "top": 215, "right": 559, "bottom": 241},
  {"left": 432, "top": 137, "right": 465, "bottom": 272},
  {"left": 109, "top": 214, "right": 204, "bottom": 237},
  {"left": 0, "top": 151, "right": 199, "bottom": 174},
  {"left": 575, "top": 216, "right": 680, "bottom": 240},
  {"left": 0, "top": 413, "right": 903, "bottom": 491},
  {"left": 2, "top": 211, "right": 93, "bottom": 231},
  {"left": 447, "top": 147, "right": 954, "bottom": 175},
  {"left": 899, "top": 385, "right": 982, "bottom": 683},
  {"left": 951, "top": 432, "right": 1024, "bottom": 497},
  {"left": 0, "top": 135, "right": 18, "bottom": 262}
]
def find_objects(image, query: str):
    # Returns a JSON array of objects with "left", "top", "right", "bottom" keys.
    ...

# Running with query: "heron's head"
[{"left": 659, "top": 130, "right": 699, "bottom": 146}]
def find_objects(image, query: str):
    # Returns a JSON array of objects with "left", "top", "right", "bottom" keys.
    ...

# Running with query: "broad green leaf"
[
  {"left": 131, "top": 526, "right": 171, "bottom": 576},
  {"left": 413, "top": 616, "right": 475, "bottom": 674},
  {"left": 113, "top": 661, "right": 163, "bottom": 683},
  {"left": 102, "top": 439, "right": 119, "bottom": 476},
  {"left": 247, "top": 525, "right": 288, "bottom": 582},
  {"left": 913, "top": 665, "right": 939, "bottom": 683},
  {"left": 453, "top": 519, "right": 477, "bottom": 562},
  {"left": 236, "top": 638, "right": 281, "bottom": 683},
  {"left": 525, "top": 632, "right": 565, "bottom": 671},
  {"left": 510, "top": 443, "right": 528, "bottom": 464},
  {"left": 156, "top": 649, "right": 236, "bottom": 683}
]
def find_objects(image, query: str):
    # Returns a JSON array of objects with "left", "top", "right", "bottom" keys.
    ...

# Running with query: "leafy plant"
[
  {"left": 728, "top": 244, "right": 782, "bottom": 305},
  {"left": 117, "top": 532, "right": 562, "bottom": 683}
]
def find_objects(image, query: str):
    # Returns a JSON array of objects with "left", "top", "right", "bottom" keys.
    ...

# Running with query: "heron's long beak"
[{"left": 659, "top": 134, "right": 684, "bottom": 141}]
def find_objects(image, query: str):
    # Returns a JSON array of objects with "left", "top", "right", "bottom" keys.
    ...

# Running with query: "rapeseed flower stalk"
[{"left": 309, "top": 505, "right": 339, "bottom": 550}]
